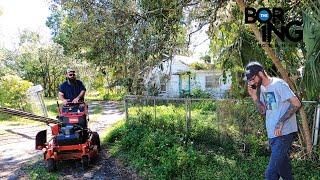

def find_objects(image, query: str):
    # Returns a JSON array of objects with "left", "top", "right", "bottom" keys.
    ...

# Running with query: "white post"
[{"left": 313, "top": 104, "right": 320, "bottom": 146}]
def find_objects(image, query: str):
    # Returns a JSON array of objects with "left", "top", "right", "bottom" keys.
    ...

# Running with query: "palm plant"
[{"left": 302, "top": 0, "right": 320, "bottom": 100}]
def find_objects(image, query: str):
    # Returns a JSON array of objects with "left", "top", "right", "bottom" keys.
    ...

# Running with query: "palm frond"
[{"left": 301, "top": 11, "right": 320, "bottom": 100}]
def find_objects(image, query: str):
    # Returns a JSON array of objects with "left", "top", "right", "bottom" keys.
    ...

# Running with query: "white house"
[{"left": 144, "top": 55, "right": 232, "bottom": 98}]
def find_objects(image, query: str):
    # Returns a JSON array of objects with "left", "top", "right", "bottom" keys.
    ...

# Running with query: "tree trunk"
[{"left": 236, "top": 0, "right": 313, "bottom": 154}]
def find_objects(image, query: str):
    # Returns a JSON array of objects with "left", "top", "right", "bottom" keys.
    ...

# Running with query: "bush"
[
  {"left": 0, "top": 75, "right": 33, "bottom": 109},
  {"left": 103, "top": 87, "right": 126, "bottom": 101},
  {"left": 191, "top": 88, "right": 211, "bottom": 98}
]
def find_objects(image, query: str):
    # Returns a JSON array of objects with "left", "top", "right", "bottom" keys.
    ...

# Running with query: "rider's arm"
[
  {"left": 72, "top": 90, "right": 85, "bottom": 103},
  {"left": 58, "top": 92, "right": 68, "bottom": 104},
  {"left": 77, "top": 90, "right": 86, "bottom": 100}
]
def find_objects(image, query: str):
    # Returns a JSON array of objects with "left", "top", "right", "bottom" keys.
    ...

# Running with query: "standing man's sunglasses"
[{"left": 249, "top": 75, "right": 256, "bottom": 81}]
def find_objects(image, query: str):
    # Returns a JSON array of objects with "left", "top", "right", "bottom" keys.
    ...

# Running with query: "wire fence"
[{"left": 124, "top": 95, "right": 320, "bottom": 153}]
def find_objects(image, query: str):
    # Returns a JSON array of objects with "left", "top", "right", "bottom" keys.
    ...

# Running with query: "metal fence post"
[
  {"left": 125, "top": 98, "right": 128, "bottom": 121},
  {"left": 154, "top": 97, "right": 156, "bottom": 121},
  {"left": 313, "top": 103, "right": 320, "bottom": 146},
  {"left": 188, "top": 99, "right": 191, "bottom": 137},
  {"left": 185, "top": 98, "right": 191, "bottom": 145}
]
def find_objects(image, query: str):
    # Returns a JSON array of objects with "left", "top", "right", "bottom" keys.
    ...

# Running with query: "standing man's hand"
[
  {"left": 274, "top": 122, "right": 284, "bottom": 137},
  {"left": 247, "top": 84, "right": 258, "bottom": 100}
]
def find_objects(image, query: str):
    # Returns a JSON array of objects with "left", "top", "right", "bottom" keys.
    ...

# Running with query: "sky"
[
  {"left": 188, "top": 23, "right": 210, "bottom": 58},
  {"left": 0, "top": 0, "right": 52, "bottom": 50}
]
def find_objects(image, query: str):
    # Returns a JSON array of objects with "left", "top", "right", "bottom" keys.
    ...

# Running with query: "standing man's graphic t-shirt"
[{"left": 259, "top": 78, "right": 298, "bottom": 138}]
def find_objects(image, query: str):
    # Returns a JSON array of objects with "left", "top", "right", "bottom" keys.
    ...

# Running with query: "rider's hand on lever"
[
  {"left": 63, "top": 99, "right": 69, "bottom": 105},
  {"left": 72, "top": 97, "right": 80, "bottom": 104}
]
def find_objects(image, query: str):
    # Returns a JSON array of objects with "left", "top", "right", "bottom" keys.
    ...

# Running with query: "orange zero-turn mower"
[{"left": 35, "top": 102, "right": 100, "bottom": 172}]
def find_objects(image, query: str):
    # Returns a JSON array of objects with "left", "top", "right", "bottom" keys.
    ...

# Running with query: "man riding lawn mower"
[
  {"left": 0, "top": 68, "right": 100, "bottom": 172},
  {"left": 36, "top": 68, "right": 100, "bottom": 171}
]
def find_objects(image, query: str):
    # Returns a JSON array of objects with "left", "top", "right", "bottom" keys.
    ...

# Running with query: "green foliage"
[
  {"left": 24, "top": 162, "right": 59, "bottom": 180},
  {"left": 3, "top": 31, "right": 69, "bottom": 97},
  {"left": 47, "top": 0, "right": 188, "bottom": 94},
  {"left": 43, "top": 98, "right": 59, "bottom": 118},
  {"left": 301, "top": 10, "right": 320, "bottom": 100},
  {"left": 191, "top": 88, "right": 211, "bottom": 98},
  {"left": 106, "top": 100, "right": 319, "bottom": 179},
  {"left": 103, "top": 87, "right": 127, "bottom": 101},
  {"left": 192, "top": 101, "right": 217, "bottom": 112},
  {"left": 0, "top": 75, "right": 33, "bottom": 109},
  {"left": 189, "top": 62, "right": 211, "bottom": 70}
]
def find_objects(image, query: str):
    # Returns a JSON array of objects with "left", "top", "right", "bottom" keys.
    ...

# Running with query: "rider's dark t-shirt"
[{"left": 59, "top": 80, "right": 86, "bottom": 102}]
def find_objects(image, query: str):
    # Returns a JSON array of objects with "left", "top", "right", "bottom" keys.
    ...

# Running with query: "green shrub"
[
  {"left": 191, "top": 88, "right": 211, "bottom": 98},
  {"left": 103, "top": 87, "right": 126, "bottom": 101},
  {"left": 0, "top": 75, "right": 33, "bottom": 109},
  {"left": 192, "top": 101, "right": 217, "bottom": 112}
]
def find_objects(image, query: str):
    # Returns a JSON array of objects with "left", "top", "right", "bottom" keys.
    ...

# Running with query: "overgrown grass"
[
  {"left": 105, "top": 100, "right": 320, "bottom": 179},
  {"left": 86, "top": 90, "right": 105, "bottom": 101},
  {"left": 103, "top": 89, "right": 126, "bottom": 101},
  {"left": 19, "top": 158, "right": 60, "bottom": 180},
  {"left": 44, "top": 98, "right": 59, "bottom": 118},
  {"left": 25, "top": 163, "right": 59, "bottom": 180}
]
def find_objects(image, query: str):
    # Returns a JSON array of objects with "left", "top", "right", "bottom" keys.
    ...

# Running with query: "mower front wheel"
[
  {"left": 46, "top": 158, "right": 56, "bottom": 172},
  {"left": 81, "top": 155, "right": 89, "bottom": 170},
  {"left": 91, "top": 132, "right": 100, "bottom": 151}
]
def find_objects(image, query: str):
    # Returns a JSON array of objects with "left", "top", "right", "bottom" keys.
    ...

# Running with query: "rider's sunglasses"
[{"left": 68, "top": 73, "right": 75, "bottom": 77}]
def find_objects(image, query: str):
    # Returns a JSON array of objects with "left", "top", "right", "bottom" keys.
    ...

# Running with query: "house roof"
[
  {"left": 174, "top": 55, "right": 203, "bottom": 65},
  {"left": 172, "top": 71, "right": 191, "bottom": 75}
]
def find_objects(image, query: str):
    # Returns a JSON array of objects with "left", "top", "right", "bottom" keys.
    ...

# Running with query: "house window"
[
  {"left": 160, "top": 79, "right": 166, "bottom": 92},
  {"left": 206, "top": 75, "right": 219, "bottom": 88},
  {"left": 213, "top": 76, "right": 220, "bottom": 87},
  {"left": 205, "top": 76, "right": 214, "bottom": 88}
]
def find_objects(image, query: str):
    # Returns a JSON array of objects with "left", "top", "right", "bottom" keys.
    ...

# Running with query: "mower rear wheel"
[
  {"left": 46, "top": 158, "right": 55, "bottom": 172},
  {"left": 81, "top": 156, "right": 89, "bottom": 170}
]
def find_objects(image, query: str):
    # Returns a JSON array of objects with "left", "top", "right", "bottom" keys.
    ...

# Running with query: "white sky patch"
[
  {"left": 183, "top": 5, "right": 210, "bottom": 59},
  {"left": 0, "top": 0, "right": 52, "bottom": 50},
  {"left": 188, "top": 23, "right": 210, "bottom": 58}
]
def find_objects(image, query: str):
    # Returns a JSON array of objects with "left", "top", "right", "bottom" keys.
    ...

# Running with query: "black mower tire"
[
  {"left": 46, "top": 158, "right": 55, "bottom": 172},
  {"left": 81, "top": 155, "right": 89, "bottom": 170},
  {"left": 92, "top": 132, "right": 101, "bottom": 151}
]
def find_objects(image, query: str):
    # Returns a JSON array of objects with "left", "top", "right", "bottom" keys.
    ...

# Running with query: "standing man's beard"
[{"left": 256, "top": 75, "right": 263, "bottom": 87}]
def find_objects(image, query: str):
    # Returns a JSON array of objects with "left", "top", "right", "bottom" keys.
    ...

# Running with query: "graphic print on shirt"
[{"left": 263, "top": 92, "right": 277, "bottom": 110}]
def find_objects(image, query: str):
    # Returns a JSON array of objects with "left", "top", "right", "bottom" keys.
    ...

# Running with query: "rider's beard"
[{"left": 68, "top": 78, "right": 76, "bottom": 84}]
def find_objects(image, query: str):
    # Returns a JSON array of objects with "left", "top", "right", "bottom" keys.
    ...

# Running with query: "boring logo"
[{"left": 245, "top": 7, "right": 303, "bottom": 43}]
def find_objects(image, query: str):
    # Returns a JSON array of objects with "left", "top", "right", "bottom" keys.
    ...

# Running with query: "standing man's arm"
[
  {"left": 274, "top": 96, "right": 301, "bottom": 136},
  {"left": 248, "top": 85, "right": 266, "bottom": 115}
]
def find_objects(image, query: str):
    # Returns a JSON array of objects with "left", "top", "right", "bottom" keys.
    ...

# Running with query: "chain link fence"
[{"left": 124, "top": 95, "right": 320, "bottom": 154}]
